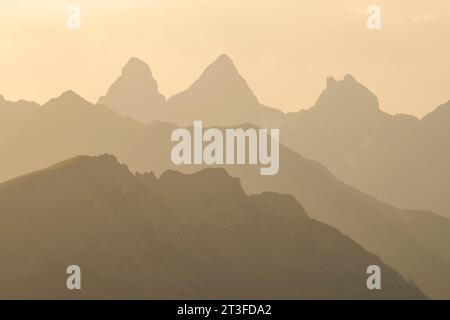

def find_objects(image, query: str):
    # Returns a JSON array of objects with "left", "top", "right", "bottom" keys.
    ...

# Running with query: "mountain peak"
[
  {"left": 98, "top": 57, "right": 166, "bottom": 123},
  {"left": 45, "top": 90, "right": 90, "bottom": 107},
  {"left": 168, "top": 54, "right": 257, "bottom": 106},
  {"left": 326, "top": 76, "right": 338, "bottom": 89},
  {"left": 314, "top": 75, "right": 380, "bottom": 113},
  {"left": 200, "top": 54, "right": 241, "bottom": 80},
  {"left": 59, "top": 90, "right": 83, "bottom": 99},
  {"left": 211, "top": 54, "right": 235, "bottom": 68},
  {"left": 121, "top": 57, "right": 156, "bottom": 81},
  {"left": 343, "top": 74, "right": 356, "bottom": 83},
  {"left": 164, "top": 54, "right": 283, "bottom": 127}
]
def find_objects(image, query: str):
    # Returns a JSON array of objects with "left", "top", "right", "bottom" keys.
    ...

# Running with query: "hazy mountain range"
[
  {"left": 0, "top": 55, "right": 449, "bottom": 299},
  {"left": 95, "top": 55, "right": 450, "bottom": 218},
  {"left": 0, "top": 88, "right": 449, "bottom": 299},
  {"left": 0, "top": 155, "right": 426, "bottom": 299}
]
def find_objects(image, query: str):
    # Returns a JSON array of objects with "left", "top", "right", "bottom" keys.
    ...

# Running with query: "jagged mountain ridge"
[
  {"left": 0, "top": 95, "right": 449, "bottom": 298},
  {"left": 96, "top": 55, "right": 450, "bottom": 217},
  {"left": 0, "top": 155, "right": 426, "bottom": 299},
  {"left": 1, "top": 56, "right": 450, "bottom": 298}
]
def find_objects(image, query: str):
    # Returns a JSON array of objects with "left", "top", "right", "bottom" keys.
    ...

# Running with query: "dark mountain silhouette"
[
  {"left": 0, "top": 95, "right": 449, "bottom": 298},
  {"left": 98, "top": 57, "right": 166, "bottom": 123},
  {"left": 0, "top": 155, "right": 426, "bottom": 299}
]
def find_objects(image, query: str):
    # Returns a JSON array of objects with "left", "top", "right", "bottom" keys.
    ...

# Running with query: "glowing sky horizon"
[{"left": 1, "top": 0, "right": 449, "bottom": 117}]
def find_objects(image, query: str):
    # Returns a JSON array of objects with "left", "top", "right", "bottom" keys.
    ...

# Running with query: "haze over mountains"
[
  {"left": 283, "top": 76, "right": 450, "bottom": 219},
  {"left": 97, "top": 55, "right": 450, "bottom": 218},
  {"left": 0, "top": 55, "right": 449, "bottom": 299},
  {"left": 98, "top": 55, "right": 285, "bottom": 127},
  {"left": 0, "top": 88, "right": 449, "bottom": 298},
  {"left": 0, "top": 155, "right": 426, "bottom": 299}
]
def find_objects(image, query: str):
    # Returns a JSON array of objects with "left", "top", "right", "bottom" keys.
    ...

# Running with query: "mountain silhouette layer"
[
  {"left": 98, "top": 57, "right": 166, "bottom": 123},
  {"left": 0, "top": 155, "right": 426, "bottom": 299},
  {"left": 1, "top": 55, "right": 450, "bottom": 298},
  {"left": 283, "top": 76, "right": 450, "bottom": 219},
  {"left": 97, "top": 55, "right": 450, "bottom": 218},
  {"left": 165, "top": 55, "right": 285, "bottom": 127},
  {"left": 0, "top": 93, "right": 449, "bottom": 298}
]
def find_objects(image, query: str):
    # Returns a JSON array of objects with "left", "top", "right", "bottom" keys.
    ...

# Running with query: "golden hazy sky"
[{"left": 1, "top": 0, "right": 449, "bottom": 117}]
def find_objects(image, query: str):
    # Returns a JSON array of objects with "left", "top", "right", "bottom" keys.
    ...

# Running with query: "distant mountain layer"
[
  {"left": 282, "top": 76, "right": 450, "bottom": 219},
  {"left": 0, "top": 155, "right": 425, "bottom": 299},
  {"left": 98, "top": 55, "right": 285, "bottom": 127},
  {"left": 97, "top": 55, "right": 450, "bottom": 218},
  {"left": 0, "top": 92, "right": 449, "bottom": 298},
  {"left": 0, "top": 95, "right": 39, "bottom": 144},
  {"left": 98, "top": 57, "right": 166, "bottom": 123}
]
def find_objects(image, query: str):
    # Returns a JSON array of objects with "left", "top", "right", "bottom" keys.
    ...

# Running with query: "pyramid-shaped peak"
[
  {"left": 40, "top": 90, "right": 94, "bottom": 111},
  {"left": 207, "top": 54, "right": 237, "bottom": 73},
  {"left": 48, "top": 90, "right": 89, "bottom": 105},
  {"left": 182, "top": 54, "right": 256, "bottom": 100},
  {"left": 212, "top": 54, "right": 235, "bottom": 67},
  {"left": 59, "top": 90, "right": 82, "bottom": 98},
  {"left": 200, "top": 54, "right": 241, "bottom": 79}
]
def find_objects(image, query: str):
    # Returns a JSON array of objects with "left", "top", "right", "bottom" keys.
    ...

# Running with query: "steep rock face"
[
  {"left": 98, "top": 57, "right": 166, "bottom": 123},
  {"left": 0, "top": 155, "right": 425, "bottom": 299}
]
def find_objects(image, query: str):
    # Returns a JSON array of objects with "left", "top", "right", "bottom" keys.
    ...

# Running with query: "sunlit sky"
[{"left": 1, "top": 0, "right": 449, "bottom": 117}]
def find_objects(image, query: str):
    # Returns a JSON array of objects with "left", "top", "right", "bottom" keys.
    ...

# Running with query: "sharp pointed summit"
[
  {"left": 165, "top": 54, "right": 284, "bottom": 127},
  {"left": 98, "top": 57, "right": 166, "bottom": 123},
  {"left": 184, "top": 54, "right": 258, "bottom": 102},
  {"left": 200, "top": 54, "right": 243, "bottom": 81}
]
